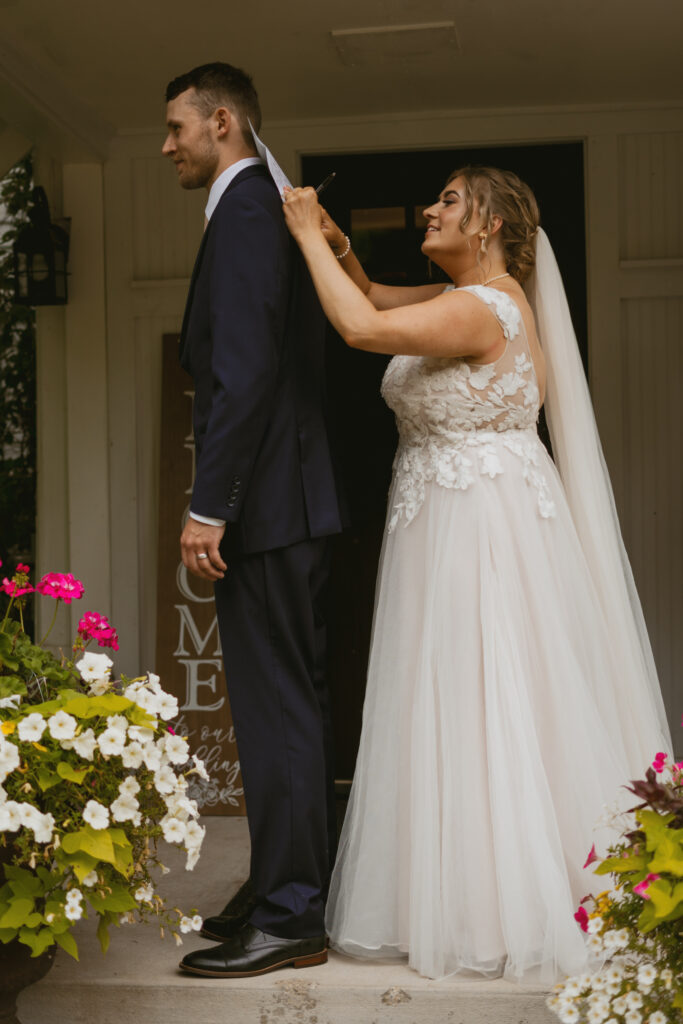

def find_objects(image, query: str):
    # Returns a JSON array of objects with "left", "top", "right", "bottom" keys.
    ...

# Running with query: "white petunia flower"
[
  {"left": 190, "top": 754, "right": 210, "bottom": 782},
  {"left": 179, "top": 915, "right": 194, "bottom": 934},
  {"left": 17, "top": 713, "right": 46, "bottom": 742},
  {"left": 161, "top": 816, "right": 186, "bottom": 844},
  {"left": 73, "top": 729, "right": 97, "bottom": 760},
  {"left": 119, "top": 776, "right": 140, "bottom": 797},
  {"left": 121, "top": 742, "right": 144, "bottom": 769},
  {"left": 624, "top": 1011, "right": 642, "bottom": 1024},
  {"left": 156, "top": 692, "right": 178, "bottom": 721},
  {"left": 164, "top": 734, "right": 189, "bottom": 766},
  {"left": 0, "top": 694, "right": 22, "bottom": 709},
  {"left": 612, "top": 996, "right": 628, "bottom": 1015},
  {"left": 561, "top": 979, "right": 582, "bottom": 999},
  {"left": 66, "top": 888, "right": 83, "bottom": 905},
  {"left": 586, "top": 917, "right": 603, "bottom": 935},
  {"left": 660, "top": 968, "right": 673, "bottom": 990},
  {"left": 82, "top": 799, "right": 110, "bottom": 830},
  {"left": 605, "top": 966, "right": 623, "bottom": 985},
  {"left": 48, "top": 711, "right": 78, "bottom": 741},
  {"left": 587, "top": 934, "right": 604, "bottom": 954},
  {"left": 0, "top": 785, "right": 6, "bottom": 804},
  {"left": 98, "top": 728, "right": 126, "bottom": 758},
  {"left": 76, "top": 652, "right": 113, "bottom": 683},
  {"left": 185, "top": 846, "right": 200, "bottom": 871},
  {"left": 146, "top": 673, "right": 162, "bottom": 692},
  {"left": 625, "top": 991, "right": 643, "bottom": 1010},
  {"left": 557, "top": 1004, "right": 580, "bottom": 1023},
  {"left": 590, "top": 973, "right": 608, "bottom": 992},
  {"left": 184, "top": 820, "right": 206, "bottom": 850},
  {"left": 111, "top": 794, "right": 139, "bottom": 823},
  {"left": 587, "top": 1008, "right": 609, "bottom": 1024},
  {"left": 105, "top": 715, "right": 129, "bottom": 737},
  {"left": 191, "top": 914, "right": 202, "bottom": 931},
  {"left": 127, "top": 726, "right": 155, "bottom": 746},
  {"left": 82, "top": 870, "right": 98, "bottom": 887},
  {"left": 88, "top": 679, "right": 110, "bottom": 696},
  {"left": 64, "top": 902, "right": 84, "bottom": 922},
  {"left": 0, "top": 742, "right": 21, "bottom": 782},
  {"left": 31, "top": 811, "right": 55, "bottom": 843},
  {"left": 0, "top": 800, "right": 23, "bottom": 830},
  {"left": 142, "top": 745, "right": 162, "bottom": 773},
  {"left": 637, "top": 964, "right": 657, "bottom": 988},
  {"left": 648, "top": 1013, "right": 668, "bottom": 1024},
  {"left": 153, "top": 766, "right": 177, "bottom": 796},
  {"left": 134, "top": 883, "right": 154, "bottom": 902}
]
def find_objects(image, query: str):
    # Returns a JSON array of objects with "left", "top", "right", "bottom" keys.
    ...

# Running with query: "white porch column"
[{"left": 59, "top": 163, "right": 112, "bottom": 633}]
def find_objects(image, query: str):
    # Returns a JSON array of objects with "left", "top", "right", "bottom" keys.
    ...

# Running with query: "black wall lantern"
[{"left": 13, "top": 187, "right": 70, "bottom": 306}]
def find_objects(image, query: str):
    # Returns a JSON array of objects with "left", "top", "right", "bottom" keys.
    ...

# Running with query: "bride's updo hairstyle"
[{"left": 446, "top": 166, "right": 540, "bottom": 284}]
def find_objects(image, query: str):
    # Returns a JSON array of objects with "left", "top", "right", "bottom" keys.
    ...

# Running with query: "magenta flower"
[
  {"left": 652, "top": 752, "right": 668, "bottom": 774},
  {"left": 582, "top": 844, "right": 598, "bottom": 869},
  {"left": 633, "top": 873, "right": 660, "bottom": 899},
  {"left": 77, "top": 610, "right": 119, "bottom": 651},
  {"left": 574, "top": 906, "right": 589, "bottom": 932},
  {"left": 36, "top": 572, "right": 84, "bottom": 605},
  {"left": 1, "top": 577, "right": 34, "bottom": 598}
]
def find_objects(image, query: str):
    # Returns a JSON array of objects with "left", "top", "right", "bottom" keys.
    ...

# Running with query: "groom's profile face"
[{"left": 162, "top": 89, "right": 219, "bottom": 190}]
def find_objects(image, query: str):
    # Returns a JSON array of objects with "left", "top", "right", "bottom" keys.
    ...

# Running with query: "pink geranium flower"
[
  {"left": 633, "top": 873, "right": 660, "bottom": 899},
  {"left": 77, "top": 610, "right": 119, "bottom": 651},
  {"left": 1, "top": 578, "right": 34, "bottom": 598},
  {"left": 574, "top": 906, "right": 589, "bottom": 932},
  {"left": 36, "top": 572, "right": 84, "bottom": 604},
  {"left": 652, "top": 752, "right": 668, "bottom": 774}
]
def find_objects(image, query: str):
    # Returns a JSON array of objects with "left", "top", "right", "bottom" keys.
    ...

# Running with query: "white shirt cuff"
[{"left": 189, "top": 512, "right": 226, "bottom": 528}]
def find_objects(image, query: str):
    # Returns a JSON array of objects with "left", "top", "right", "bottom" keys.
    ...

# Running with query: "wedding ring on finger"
[{"left": 197, "top": 553, "right": 209, "bottom": 560}]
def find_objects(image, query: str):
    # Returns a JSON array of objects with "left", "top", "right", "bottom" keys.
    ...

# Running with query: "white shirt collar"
[{"left": 205, "top": 157, "right": 263, "bottom": 222}]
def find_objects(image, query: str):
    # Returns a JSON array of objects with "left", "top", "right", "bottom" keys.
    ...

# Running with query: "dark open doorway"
[{"left": 301, "top": 142, "right": 587, "bottom": 784}]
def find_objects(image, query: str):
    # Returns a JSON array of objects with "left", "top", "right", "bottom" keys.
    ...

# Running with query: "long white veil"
[{"left": 525, "top": 230, "right": 672, "bottom": 759}]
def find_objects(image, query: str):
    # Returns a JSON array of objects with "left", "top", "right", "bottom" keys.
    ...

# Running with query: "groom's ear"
[{"left": 213, "top": 106, "right": 232, "bottom": 139}]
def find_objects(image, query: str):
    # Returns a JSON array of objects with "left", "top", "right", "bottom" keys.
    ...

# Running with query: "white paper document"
[{"left": 249, "top": 120, "right": 292, "bottom": 198}]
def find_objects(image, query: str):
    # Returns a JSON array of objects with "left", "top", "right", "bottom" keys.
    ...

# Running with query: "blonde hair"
[{"left": 446, "top": 166, "right": 540, "bottom": 284}]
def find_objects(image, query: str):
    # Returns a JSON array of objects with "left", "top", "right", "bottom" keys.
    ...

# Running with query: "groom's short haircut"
[{"left": 165, "top": 62, "right": 261, "bottom": 149}]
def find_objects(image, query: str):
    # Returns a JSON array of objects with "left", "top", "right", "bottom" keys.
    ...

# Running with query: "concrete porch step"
[{"left": 19, "top": 818, "right": 557, "bottom": 1024}]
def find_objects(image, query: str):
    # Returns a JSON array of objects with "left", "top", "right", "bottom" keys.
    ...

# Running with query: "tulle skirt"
[{"left": 326, "top": 435, "right": 671, "bottom": 982}]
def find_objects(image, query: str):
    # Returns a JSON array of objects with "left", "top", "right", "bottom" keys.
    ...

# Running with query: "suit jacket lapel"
[{"left": 178, "top": 164, "right": 272, "bottom": 364}]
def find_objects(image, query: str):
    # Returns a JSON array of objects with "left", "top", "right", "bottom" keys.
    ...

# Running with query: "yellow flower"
[
  {"left": 1, "top": 720, "right": 16, "bottom": 735},
  {"left": 32, "top": 742, "right": 48, "bottom": 752}
]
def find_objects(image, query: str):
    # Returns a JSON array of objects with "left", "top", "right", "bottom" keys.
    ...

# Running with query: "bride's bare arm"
[
  {"left": 284, "top": 188, "right": 501, "bottom": 361},
  {"left": 320, "top": 204, "right": 445, "bottom": 310}
]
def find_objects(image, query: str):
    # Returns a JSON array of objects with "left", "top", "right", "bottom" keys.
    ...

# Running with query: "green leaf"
[
  {"left": 648, "top": 879, "right": 683, "bottom": 922},
  {"left": 0, "top": 632, "right": 20, "bottom": 672},
  {"left": 0, "top": 676, "right": 26, "bottom": 698},
  {"left": 108, "top": 828, "right": 132, "bottom": 849},
  {"left": 62, "top": 826, "right": 116, "bottom": 866},
  {"left": 0, "top": 897, "right": 34, "bottom": 929},
  {"left": 24, "top": 912, "right": 43, "bottom": 928},
  {"left": 54, "top": 929, "right": 79, "bottom": 960},
  {"left": 18, "top": 926, "right": 54, "bottom": 957},
  {"left": 56, "top": 761, "right": 90, "bottom": 784},
  {"left": 0, "top": 927, "right": 17, "bottom": 943},
  {"left": 3, "top": 866, "right": 43, "bottom": 898},
  {"left": 96, "top": 913, "right": 112, "bottom": 954},
  {"left": 87, "top": 887, "right": 136, "bottom": 913},
  {"left": 595, "top": 853, "right": 648, "bottom": 875},
  {"left": 60, "top": 850, "right": 99, "bottom": 883},
  {"left": 36, "top": 766, "right": 62, "bottom": 792}
]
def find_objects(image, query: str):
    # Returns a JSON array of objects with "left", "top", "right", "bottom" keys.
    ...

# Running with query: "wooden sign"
[{"left": 155, "top": 334, "right": 245, "bottom": 815}]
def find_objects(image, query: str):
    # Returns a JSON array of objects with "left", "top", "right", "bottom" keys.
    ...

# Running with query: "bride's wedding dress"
[{"left": 325, "top": 236, "right": 672, "bottom": 983}]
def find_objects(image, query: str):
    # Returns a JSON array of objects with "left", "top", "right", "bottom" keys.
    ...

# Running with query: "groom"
[{"left": 162, "top": 62, "right": 343, "bottom": 977}]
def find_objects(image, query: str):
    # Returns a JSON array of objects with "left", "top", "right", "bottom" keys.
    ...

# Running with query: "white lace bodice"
[{"left": 381, "top": 285, "right": 555, "bottom": 529}]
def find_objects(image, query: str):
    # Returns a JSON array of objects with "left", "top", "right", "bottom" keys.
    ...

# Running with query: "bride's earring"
[{"left": 479, "top": 231, "right": 488, "bottom": 255}]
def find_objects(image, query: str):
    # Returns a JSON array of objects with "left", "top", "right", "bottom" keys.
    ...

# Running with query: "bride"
[{"left": 282, "top": 166, "right": 672, "bottom": 983}]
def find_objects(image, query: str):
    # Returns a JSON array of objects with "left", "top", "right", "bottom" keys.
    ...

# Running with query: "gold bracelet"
[{"left": 335, "top": 234, "right": 351, "bottom": 260}]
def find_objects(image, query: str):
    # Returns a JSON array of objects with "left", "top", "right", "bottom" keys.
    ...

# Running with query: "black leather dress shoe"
[
  {"left": 199, "top": 878, "right": 257, "bottom": 942},
  {"left": 179, "top": 923, "right": 328, "bottom": 978}
]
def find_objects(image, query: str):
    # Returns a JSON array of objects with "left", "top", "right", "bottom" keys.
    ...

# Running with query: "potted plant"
[
  {"left": 547, "top": 746, "right": 683, "bottom": 1024},
  {"left": 0, "top": 561, "right": 209, "bottom": 1022}
]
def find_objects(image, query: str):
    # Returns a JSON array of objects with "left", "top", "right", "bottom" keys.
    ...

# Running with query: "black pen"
[{"left": 315, "top": 172, "right": 336, "bottom": 196}]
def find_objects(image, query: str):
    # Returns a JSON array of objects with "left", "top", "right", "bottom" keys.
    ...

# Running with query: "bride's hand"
[
  {"left": 282, "top": 186, "right": 323, "bottom": 242},
  {"left": 319, "top": 206, "right": 347, "bottom": 255}
]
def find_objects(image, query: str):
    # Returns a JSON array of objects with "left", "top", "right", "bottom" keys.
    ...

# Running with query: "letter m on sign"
[{"left": 173, "top": 605, "right": 222, "bottom": 657}]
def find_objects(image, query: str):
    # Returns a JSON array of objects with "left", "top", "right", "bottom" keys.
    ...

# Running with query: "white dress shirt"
[{"left": 189, "top": 157, "right": 264, "bottom": 529}]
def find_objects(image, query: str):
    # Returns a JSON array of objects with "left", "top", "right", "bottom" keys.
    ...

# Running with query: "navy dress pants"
[{"left": 213, "top": 536, "right": 336, "bottom": 939}]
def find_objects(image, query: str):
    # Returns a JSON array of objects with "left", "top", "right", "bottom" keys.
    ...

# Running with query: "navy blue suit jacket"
[{"left": 179, "top": 164, "right": 343, "bottom": 555}]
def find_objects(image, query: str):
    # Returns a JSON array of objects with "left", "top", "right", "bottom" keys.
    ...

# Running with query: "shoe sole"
[{"left": 179, "top": 949, "right": 328, "bottom": 978}]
